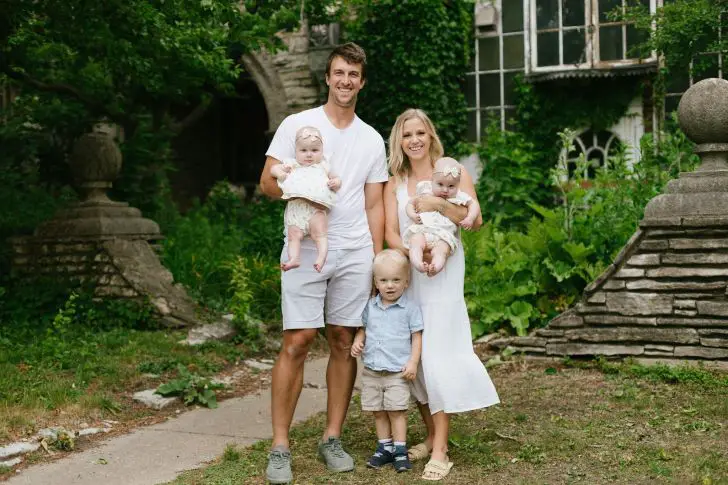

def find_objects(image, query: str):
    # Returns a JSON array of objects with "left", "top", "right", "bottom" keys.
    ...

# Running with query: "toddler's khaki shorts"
[{"left": 360, "top": 368, "right": 410, "bottom": 411}]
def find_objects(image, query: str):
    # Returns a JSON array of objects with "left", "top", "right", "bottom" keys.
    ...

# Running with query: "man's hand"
[
  {"left": 328, "top": 176, "right": 342, "bottom": 192},
  {"left": 401, "top": 359, "right": 418, "bottom": 380},
  {"left": 351, "top": 335, "right": 365, "bottom": 358}
]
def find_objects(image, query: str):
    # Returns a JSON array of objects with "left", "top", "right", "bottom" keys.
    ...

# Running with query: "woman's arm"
[
  {"left": 384, "top": 177, "right": 408, "bottom": 256},
  {"left": 413, "top": 168, "right": 483, "bottom": 230}
]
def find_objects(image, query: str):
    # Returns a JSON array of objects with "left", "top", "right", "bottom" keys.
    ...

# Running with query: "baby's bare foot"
[
  {"left": 281, "top": 260, "right": 300, "bottom": 271},
  {"left": 313, "top": 259, "right": 326, "bottom": 273},
  {"left": 410, "top": 257, "right": 427, "bottom": 273},
  {"left": 427, "top": 258, "right": 445, "bottom": 277}
]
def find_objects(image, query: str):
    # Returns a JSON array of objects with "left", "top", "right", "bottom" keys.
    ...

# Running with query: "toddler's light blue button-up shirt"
[{"left": 361, "top": 293, "right": 424, "bottom": 372}]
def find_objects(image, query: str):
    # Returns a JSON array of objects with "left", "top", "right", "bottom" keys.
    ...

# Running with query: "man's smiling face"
[{"left": 325, "top": 56, "right": 365, "bottom": 108}]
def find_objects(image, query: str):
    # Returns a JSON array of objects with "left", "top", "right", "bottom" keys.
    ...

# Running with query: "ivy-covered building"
[{"left": 466, "top": 0, "right": 724, "bottom": 172}]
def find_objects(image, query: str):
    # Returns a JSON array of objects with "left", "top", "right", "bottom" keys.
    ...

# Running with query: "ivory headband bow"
[
  {"left": 296, "top": 126, "right": 323, "bottom": 144},
  {"left": 435, "top": 165, "right": 461, "bottom": 178}
]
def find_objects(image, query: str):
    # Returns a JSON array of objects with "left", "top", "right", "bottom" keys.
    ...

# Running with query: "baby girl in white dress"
[
  {"left": 271, "top": 126, "right": 341, "bottom": 272},
  {"left": 403, "top": 157, "right": 479, "bottom": 276}
]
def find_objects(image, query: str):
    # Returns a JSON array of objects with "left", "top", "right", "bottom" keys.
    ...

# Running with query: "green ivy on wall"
[{"left": 342, "top": 0, "right": 473, "bottom": 153}]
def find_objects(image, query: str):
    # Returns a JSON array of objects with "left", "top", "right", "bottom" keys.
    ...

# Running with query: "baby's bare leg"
[
  {"left": 408, "top": 233, "right": 428, "bottom": 273},
  {"left": 427, "top": 240, "right": 451, "bottom": 276},
  {"left": 309, "top": 210, "right": 328, "bottom": 273},
  {"left": 281, "top": 225, "right": 303, "bottom": 271}
]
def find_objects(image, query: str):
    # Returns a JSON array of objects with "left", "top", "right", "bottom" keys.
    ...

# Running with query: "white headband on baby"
[{"left": 435, "top": 165, "right": 460, "bottom": 178}]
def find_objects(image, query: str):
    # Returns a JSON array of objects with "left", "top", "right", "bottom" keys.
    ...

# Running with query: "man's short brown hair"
[{"left": 326, "top": 42, "right": 367, "bottom": 80}]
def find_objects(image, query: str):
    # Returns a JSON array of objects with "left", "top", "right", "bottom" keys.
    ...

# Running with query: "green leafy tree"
[
  {"left": 0, "top": 0, "right": 333, "bottom": 213},
  {"left": 343, "top": 0, "right": 473, "bottom": 153}
]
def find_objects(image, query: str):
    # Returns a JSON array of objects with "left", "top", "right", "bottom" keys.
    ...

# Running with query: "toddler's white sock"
[{"left": 379, "top": 438, "right": 394, "bottom": 453}]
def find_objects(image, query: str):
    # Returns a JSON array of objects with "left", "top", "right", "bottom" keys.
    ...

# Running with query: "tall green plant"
[
  {"left": 465, "top": 125, "right": 698, "bottom": 339},
  {"left": 343, "top": 0, "right": 473, "bottom": 152}
]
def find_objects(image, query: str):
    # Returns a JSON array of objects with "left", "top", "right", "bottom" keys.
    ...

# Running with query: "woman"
[{"left": 383, "top": 108, "right": 500, "bottom": 481}]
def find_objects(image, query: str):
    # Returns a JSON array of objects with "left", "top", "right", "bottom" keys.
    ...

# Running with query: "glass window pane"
[
  {"left": 478, "top": 37, "right": 499, "bottom": 71},
  {"left": 693, "top": 54, "right": 720, "bottom": 82},
  {"left": 503, "top": 72, "right": 519, "bottom": 105},
  {"left": 665, "top": 67, "right": 690, "bottom": 94},
  {"left": 465, "top": 75, "right": 477, "bottom": 108},
  {"left": 479, "top": 73, "right": 501, "bottom": 107},
  {"left": 503, "top": 35, "right": 525, "bottom": 69},
  {"left": 537, "top": 31, "right": 559, "bottom": 66},
  {"left": 562, "top": 0, "right": 585, "bottom": 27},
  {"left": 626, "top": 24, "right": 648, "bottom": 59},
  {"left": 467, "top": 110, "right": 478, "bottom": 142},
  {"left": 600, "top": 26, "right": 624, "bottom": 61},
  {"left": 563, "top": 28, "right": 586, "bottom": 64},
  {"left": 536, "top": 0, "right": 559, "bottom": 30},
  {"left": 503, "top": 0, "right": 524, "bottom": 33},
  {"left": 599, "top": 0, "right": 622, "bottom": 23}
]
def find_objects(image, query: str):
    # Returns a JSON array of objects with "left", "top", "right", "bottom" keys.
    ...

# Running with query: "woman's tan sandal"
[
  {"left": 422, "top": 459, "right": 453, "bottom": 481},
  {"left": 407, "top": 442, "right": 430, "bottom": 461}
]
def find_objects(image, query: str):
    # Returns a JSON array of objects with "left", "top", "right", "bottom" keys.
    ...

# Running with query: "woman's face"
[{"left": 401, "top": 117, "right": 431, "bottom": 163}]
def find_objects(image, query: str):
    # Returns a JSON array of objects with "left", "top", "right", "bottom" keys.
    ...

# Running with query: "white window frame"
[
  {"left": 525, "top": 0, "right": 661, "bottom": 74},
  {"left": 467, "top": 0, "right": 527, "bottom": 142}
]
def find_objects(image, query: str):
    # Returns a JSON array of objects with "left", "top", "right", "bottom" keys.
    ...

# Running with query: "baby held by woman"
[
  {"left": 403, "top": 157, "right": 479, "bottom": 276},
  {"left": 270, "top": 126, "right": 341, "bottom": 272}
]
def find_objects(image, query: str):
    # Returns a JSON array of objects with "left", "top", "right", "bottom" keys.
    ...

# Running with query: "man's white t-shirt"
[{"left": 266, "top": 106, "right": 388, "bottom": 250}]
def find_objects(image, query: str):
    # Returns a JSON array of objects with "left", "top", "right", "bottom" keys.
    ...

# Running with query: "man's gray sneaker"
[
  {"left": 266, "top": 448, "right": 293, "bottom": 484},
  {"left": 317, "top": 437, "right": 355, "bottom": 472}
]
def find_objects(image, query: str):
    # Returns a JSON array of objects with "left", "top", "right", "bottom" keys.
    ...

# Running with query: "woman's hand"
[{"left": 412, "top": 195, "right": 444, "bottom": 214}]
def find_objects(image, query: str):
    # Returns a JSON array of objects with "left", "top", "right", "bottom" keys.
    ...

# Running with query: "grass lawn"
[
  {"left": 171, "top": 359, "right": 728, "bottom": 485},
  {"left": 0, "top": 326, "right": 252, "bottom": 448}
]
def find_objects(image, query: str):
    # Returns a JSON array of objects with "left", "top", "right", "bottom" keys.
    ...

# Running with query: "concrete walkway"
[{"left": 7, "top": 357, "right": 332, "bottom": 485}]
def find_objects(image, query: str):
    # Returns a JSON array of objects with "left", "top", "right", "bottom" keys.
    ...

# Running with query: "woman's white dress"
[{"left": 397, "top": 180, "right": 500, "bottom": 414}]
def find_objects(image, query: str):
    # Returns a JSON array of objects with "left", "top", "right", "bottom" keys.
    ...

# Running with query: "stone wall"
[
  {"left": 496, "top": 222, "right": 728, "bottom": 362},
  {"left": 10, "top": 237, "right": 145, "bottom": 298},
  {"left": 493, "top": 78, "right": 728, "bottom": 365},
  {"left": 10, "top": 236, "right": 200, "bottom": 328}
]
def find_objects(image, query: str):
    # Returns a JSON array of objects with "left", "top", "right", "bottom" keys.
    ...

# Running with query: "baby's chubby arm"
[
  {"left": 350, "top": 328, "right": 366, "bottom": 358},
  {"left": 460, "top": 198, "right": 481, "bottom": 230},
  {"left": 405, "top": 199, "right": 422, "bottom": 224},
  {"left": 270, "top": 163, "right": 292, "bottom": 181}
]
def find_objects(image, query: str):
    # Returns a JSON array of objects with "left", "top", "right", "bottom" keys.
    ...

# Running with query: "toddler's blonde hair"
[{"left": 373, "top": 249, "right": 410, "bottom": 276}]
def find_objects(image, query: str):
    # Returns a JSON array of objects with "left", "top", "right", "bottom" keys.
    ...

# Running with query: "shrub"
[
  {"left": 465, "top": 126, "right": 698, "bottom": 339},
  {"left": 161, "top": 181, "right": 283, "bottom": 322}
]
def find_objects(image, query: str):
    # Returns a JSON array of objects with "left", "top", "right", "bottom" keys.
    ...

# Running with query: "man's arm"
[
  {"left": 259, "top": 156, "right": 284, "bottom": 199},
  {"left": 365, "top": 182, "right": 385, "bottom": 253}
]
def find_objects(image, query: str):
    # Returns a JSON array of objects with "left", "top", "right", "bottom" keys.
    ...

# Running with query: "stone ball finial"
[
  {"left": 678, "top": 78, "right": 728, "bottom": 145},
  {"left": 69, "top": 131, "right": 122, "bottom": 193}
]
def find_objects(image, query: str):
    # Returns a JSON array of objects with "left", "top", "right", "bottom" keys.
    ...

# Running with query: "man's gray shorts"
[{"left": 281, "top": 245, "right": 374, "bottom": 330}]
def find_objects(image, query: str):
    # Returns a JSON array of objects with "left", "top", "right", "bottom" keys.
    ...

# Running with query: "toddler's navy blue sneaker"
[{"left": 366, "top": 444, "right": 394, "bottom": 469}]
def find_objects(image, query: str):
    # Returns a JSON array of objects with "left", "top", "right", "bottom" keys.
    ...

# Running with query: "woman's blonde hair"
[{"left": 388, "top": 108, "right": 444, "bottom": 183}]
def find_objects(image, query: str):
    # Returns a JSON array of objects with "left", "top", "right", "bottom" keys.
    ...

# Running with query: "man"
[{"left": 259, "top": 42, "right": 387, "bottom": 484}]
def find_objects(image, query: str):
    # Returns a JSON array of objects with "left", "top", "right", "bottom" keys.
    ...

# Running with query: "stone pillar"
[
  {"left": 10, "top": 129, "right": 206, "bottom": 328},
  {"left": 493, "top": 79, "right": 728, "bottom": 365}
]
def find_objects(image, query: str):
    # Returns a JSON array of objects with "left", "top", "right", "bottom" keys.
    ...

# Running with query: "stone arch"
[{"left": 242, "top": 52, "right": 291, "bottom": 132}]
